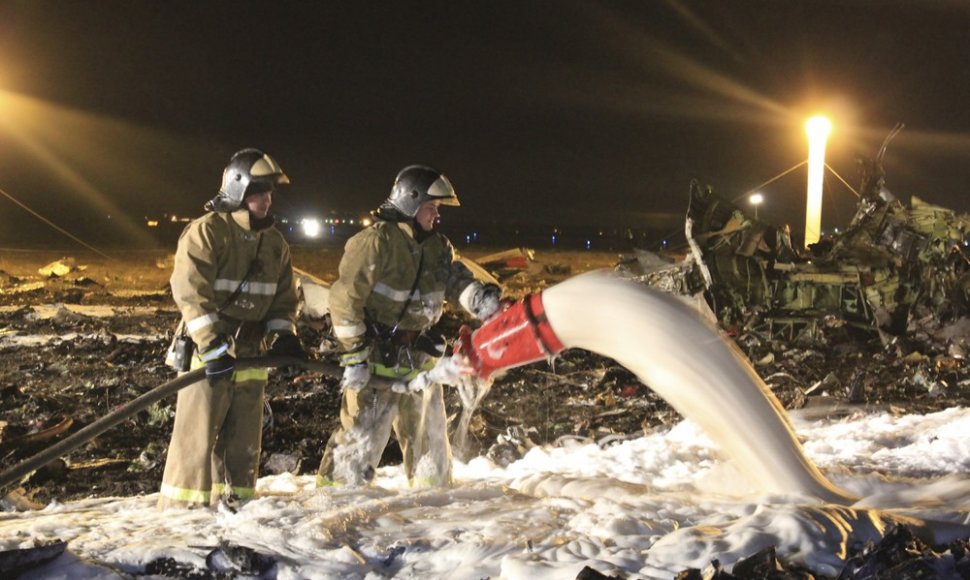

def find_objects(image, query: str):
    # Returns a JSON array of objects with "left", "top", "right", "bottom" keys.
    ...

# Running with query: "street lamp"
[
  {"left": 804, "top": 115, "right": 831, "bottom": 248},
  {"left": 749, "top": 192, "right": 764, "bottom": 219}
]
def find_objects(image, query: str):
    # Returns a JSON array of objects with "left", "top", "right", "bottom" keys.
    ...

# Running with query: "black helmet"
[
  {"left": 385, "top": 165, "right": 459, "bottom": 218},
  {"left": 205, "top": 148, "right": 289, "bottom": 212}
]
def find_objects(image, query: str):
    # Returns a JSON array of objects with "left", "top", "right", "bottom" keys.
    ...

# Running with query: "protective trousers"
[
  {"left": 158, "top": 339, "right": 268, "bottom": 509},
  {"left": 316, "top": 380, "right": 452, "bottom": 488}
]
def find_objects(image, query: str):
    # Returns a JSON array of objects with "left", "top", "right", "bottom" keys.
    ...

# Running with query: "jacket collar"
[
  {"left": 229, "top": 208, "right": 253, "bottom": 231},
  {"left": 397, "top": 221, "right": 415, "bottom": 239},
  {"left": 228, "top": 209, "right": 275, "bottom": 232}
]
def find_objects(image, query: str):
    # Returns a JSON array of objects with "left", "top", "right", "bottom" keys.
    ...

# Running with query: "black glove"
[
  {"left": 205, "top": 354, "right": 236, "bottom": 382},
  {"left": 269, "top": 333, "right": 308, "bottom": 360},
  {"left": 201, "top": 338, "right": 235, "bottom": 385}
]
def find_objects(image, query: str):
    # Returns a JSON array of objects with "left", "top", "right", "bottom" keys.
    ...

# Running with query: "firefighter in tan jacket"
[
  {"left": 317, "top": 165, "right": 502, "bottom": 488},
  {"left": 159, "top": 149, "right": 306, "bottom": 509}
]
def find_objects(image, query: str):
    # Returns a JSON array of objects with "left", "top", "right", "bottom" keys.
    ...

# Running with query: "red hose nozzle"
[{"left": 455, "top": 292, "right": 565, "bottom": 380}]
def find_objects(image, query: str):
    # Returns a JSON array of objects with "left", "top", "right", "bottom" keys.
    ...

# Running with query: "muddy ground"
[{"left": 1, "top": 246, "right": 967, "bottom": 509}]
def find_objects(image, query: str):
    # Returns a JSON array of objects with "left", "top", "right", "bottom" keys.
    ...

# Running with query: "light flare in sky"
[
  {"left": 552, "top": 3, "right": 970, "bottom": 217},
  {"left": 574, "top": 3, "right": 793, "bottom": 125},
  {"left": 0, "top": 89, "right": 210, "bottom": 246}
]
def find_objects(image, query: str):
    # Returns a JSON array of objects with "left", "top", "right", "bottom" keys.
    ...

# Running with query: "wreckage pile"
[{"left": 617, "top": 153, "right": 969, "bottom": 418}]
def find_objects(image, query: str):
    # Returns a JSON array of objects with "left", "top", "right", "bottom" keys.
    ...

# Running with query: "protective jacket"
[
  {"left": 318, "top": 219, "right": 487, "bottom": 488},
  {"left": 170, "top": 208, "right": 297, "bottom": 350},
  {"left": 329, "top": 220, "right": 478, "bottom": 354},
  {"left": 159, "top": 208, "right": 297, "bottom": 509}
]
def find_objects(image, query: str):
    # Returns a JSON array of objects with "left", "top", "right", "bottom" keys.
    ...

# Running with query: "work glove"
[
  {"left": 200, "top": 338, "right": 235, "bottom": 386},
  {"left": 393, "top": 355, "right": 471, "bottom": 394},
  {"left": 269, "top": 332, "right": 308, "bottom": 360},
  {"left": 469, "top": 283, "right": 502, "bottom": 321},
  {"left": 341, "top": 364, "right": 370, "bottom": 392},
  {"left": 339, "top": 347, "right": 371, "bottom": 392}
]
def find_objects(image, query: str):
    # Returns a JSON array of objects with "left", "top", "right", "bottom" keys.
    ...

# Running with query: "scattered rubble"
[
  {"left": 671, "top": 524, "right": 970, "bottom": 579},
  {"left": 0, "top": 539, "right": 68, "bottom": 578},
  {"left": 38, "top": 258, "right": 83, "bottom": 278},
  {"left": 0, "top": 185, "right": 967, "bottom": 579}
]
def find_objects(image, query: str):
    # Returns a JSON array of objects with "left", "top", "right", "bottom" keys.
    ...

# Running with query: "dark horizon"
[
  {"left": 2, "top": 1, "right": 969, "bottom": 250},
  {"left": 0, "top": 211, "right": 685, "bottom": 255}
]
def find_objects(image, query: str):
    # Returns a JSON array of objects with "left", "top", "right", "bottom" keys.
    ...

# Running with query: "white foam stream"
[{"left": 541, "top": 271, "right": 854, "bottom": 502}]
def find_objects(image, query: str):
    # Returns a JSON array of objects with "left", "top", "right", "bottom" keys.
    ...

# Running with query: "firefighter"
[
  {"left": 158, "top": 148, "right": 307, "bottom": 509},
  {"left": 317, "top": 165, "right": 501, "bottom": 488}
]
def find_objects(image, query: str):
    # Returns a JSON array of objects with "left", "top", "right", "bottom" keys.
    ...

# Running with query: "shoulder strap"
[
  {"left": 389, "top": 249, "right": 425, "bottom": 334},
  {"left": 217, "top": 233, "right": 264, "bottom": 314}
]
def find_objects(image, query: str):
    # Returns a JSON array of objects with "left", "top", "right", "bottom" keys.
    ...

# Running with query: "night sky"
[{"left": 1, "top": 1, "right": 968, "bottom": 247}]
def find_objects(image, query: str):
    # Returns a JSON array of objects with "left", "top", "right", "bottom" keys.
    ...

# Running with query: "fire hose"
[
  {"left": 0, "top": 356, "right": 397, "bottom": 493},
  {"left": 0, "top": 292, "right": 561, "bottom": 494}
]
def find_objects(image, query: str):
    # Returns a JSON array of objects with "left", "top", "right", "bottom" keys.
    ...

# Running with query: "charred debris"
[{"left": 618, "top": 130, "right": 969, "bottom": 409}]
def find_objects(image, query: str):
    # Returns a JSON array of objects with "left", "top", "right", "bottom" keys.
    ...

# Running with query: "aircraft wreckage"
[{"left": 621, "top": 130, "right": 969, "bottom": 353}]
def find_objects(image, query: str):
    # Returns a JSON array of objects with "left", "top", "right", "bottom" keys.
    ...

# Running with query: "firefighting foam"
[{"left": 536, "top": 271, "right": 855, "bottom": 502}]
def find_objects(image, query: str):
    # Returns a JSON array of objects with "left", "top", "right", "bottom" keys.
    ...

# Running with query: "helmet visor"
[
  {"left": 427, "top": 174, "right": 459, "bottom": 206},
  {"left": 250, "top": 154, "right": 290, "bottom": 184}
]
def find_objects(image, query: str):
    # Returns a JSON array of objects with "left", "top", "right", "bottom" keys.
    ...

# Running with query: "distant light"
[
  {"left": 551, "top": 234, "right": 558, "bottom": 245},
  {"left": 585, "top": 240, "right": 591, "bottom": 250},
  {"left": 472, "top": 232, "right": 478, "bottom": 241},
  {"left": 170, "top": 215, "right": 179, "bottom": 222},
  {"left": 749, "top": 192, "right": 764, "bottom": 219},
  {"left": 805, "top": 114, "right": 832, "bottom": 248},
  {"left": 146, "top": 220, "right": 159, "bottom": 228},
  {"left": 301, "top": 218, "right": 322, "bottom": 238},
  {"left": 360, "top": 216, "right": 373, "bottom": 227},
  {"left": 465, "top": 234, "right": 471, "bottom": 244}
]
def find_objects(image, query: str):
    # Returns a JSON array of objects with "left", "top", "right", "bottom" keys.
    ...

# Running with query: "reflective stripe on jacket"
[
  {"left": 170, "top": 209, "right": 298, "bottom": 350},
  {"left": 330, "top": 220, "right": 477, "bottom": 352}
]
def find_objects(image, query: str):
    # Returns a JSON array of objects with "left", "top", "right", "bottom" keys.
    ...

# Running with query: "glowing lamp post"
[
  {"left": 749, "top": 192, "right": 764, "bottom": 219},
  {"left": 804, "top": 115, "right": 831, "bottom": 248}
]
